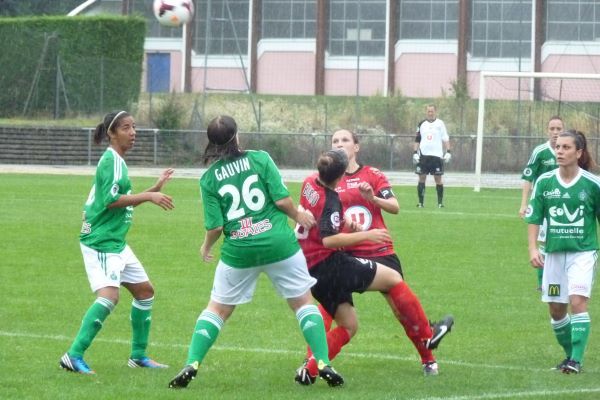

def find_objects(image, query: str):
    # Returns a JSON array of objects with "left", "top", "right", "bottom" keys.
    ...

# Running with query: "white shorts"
[
  {"left": 211, "top": 250, "right": 316, "bottom": 305},
  {"left": 80, "top": 243, "right": 149, "bottom": 292},
  {"left": 542, "top": 250, "right": 597, "bottom": 303}
]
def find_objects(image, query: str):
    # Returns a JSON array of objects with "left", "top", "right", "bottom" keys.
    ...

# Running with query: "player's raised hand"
[
  {"left": 156, "top": 168, "right": 175, "bottom": 190},
  {"left": 149, "top": 192, "right": 174, "bottom": 210},
  {"left": 358, "top": 182, "right": 375, "bottom": 202}
]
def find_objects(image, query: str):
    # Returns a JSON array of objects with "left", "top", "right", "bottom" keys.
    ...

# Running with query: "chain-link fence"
[{"left": 3, "top": 126, "right": 598, "bottom": 174}]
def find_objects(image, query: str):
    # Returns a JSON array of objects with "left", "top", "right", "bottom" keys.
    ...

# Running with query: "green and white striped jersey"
[{"left": 521, "top": 141, "right": 557, "bottom": 183}]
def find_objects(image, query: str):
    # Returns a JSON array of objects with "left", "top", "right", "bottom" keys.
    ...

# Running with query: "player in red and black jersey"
[
  {"left": 294, "top": 147, "right": 452, "bottom": 384},
  {"left": 328, "top": 129, "right": 453, "bottom": 376}
]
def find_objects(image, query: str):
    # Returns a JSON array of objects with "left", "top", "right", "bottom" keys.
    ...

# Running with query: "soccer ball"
[{"left": 153, "top": 0, "right": 195, "bottom": 27}]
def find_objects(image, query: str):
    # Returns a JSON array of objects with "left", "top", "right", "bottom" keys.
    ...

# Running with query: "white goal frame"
[{"left": 474, "top": 71, "right": 600, "bottom": 192}]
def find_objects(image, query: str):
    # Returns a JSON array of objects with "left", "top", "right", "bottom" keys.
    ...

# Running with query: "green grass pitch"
[{"left": 1, "top": 173, "right": 599, "bottom": 400}]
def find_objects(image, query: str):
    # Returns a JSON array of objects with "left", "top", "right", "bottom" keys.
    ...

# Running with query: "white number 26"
[{"left": 218, "top": 174, "right": 266, "bottom": 221}]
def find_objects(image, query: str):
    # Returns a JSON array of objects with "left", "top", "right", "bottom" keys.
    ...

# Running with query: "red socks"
[
  {"left": 307, "top": 326, "right": 350, "bottom": 376},
  {"left": 388, "top": 282, "right": 435, "bottom": 363}
]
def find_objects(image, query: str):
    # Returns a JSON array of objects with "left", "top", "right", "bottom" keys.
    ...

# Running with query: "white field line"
[
  {"left": 0, "top": 329, "right": 595, "bottom": 374},
  {"left": 2, "top": 330, "right": 599, "bottom": 400}
]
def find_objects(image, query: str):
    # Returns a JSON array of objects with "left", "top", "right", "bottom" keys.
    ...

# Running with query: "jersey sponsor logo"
[
  {"left": 523, "top": 167, "right": 532, "bottom": 177},
  {"left": 547, "top": 284, "right": 561, "bottom": 297},
  {"left": 548, "top": 204, "right": 584, "bottom": 227},
  {"left": 302, "top": 182, "right": 320, "bottom": 206},
  {"left": 230, "top": 217, "right": 273, "bottom": 239},
  {"left": 330, "top": 211, "right": 340, "bottom": 229},
  {"left": 214, "top": 157, "right": 251, "bottom": 181},
  {"left": 543, "top": 188, "right": 561, "bottom": 199},
  {"left": 345, "top": 205, "right": 372, "bottom": 230}
]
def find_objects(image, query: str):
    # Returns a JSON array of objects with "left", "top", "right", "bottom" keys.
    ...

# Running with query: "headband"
[{"left": 107, "top": 111, "right": 127, "bottom": 133}]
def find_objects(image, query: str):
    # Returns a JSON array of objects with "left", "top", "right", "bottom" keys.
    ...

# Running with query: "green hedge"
[{"left": 0, "top": 16, "right": 145, "bottom": 117}]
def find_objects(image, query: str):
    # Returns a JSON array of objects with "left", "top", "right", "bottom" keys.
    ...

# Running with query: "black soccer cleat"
[
  {"left": 294, "top": 359, "right": 317, "bottom": 385},
  {"left": 168, "top": 362, "right": 198, "bottom": 389},
  {"left": 561, "top": 359, "right": 581, "bottom": 374},
  {"left": 318, "top": 363, "right": 344, "bottom": 387},
  {"left": 552, "top": 358, "right": 570, "bottom": 371},
  {"left": 426, "top": 315, "right": 454, "bottom": 350}
]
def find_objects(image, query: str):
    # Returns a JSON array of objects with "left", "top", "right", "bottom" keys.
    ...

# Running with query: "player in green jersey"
[
  {"left": 60, "top": 111, "right": 174, "bottom": 375},
  {"left": 525, "top": 130, "right": 599, "bottom": 374},
  {"left": 168, "top": 115, "right": 344, "bottom": 389},
  {"left": 520, "top": 116, "right": 564, "bottom": 290}
]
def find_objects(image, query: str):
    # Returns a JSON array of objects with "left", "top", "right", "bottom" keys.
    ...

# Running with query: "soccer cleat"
[
  {"left": 168, "top": 362, "right": 199, "bottom": 389},
  {"left": 317, "top": 362, "right": 344, "bottom": 387},
  {"left": 294, "top": 359, "right": 317, "bottom": 385},
  {"left": 422, "top": 361, "right": 439, "bottom": 376},
  {"left": 561, "top": 359, "right": 581, "bottom": 374},
  {"left": 438, "top": 203, "right": 444, "bottom": 208},
  {"left": 426, "top": 315, "right": 454, "bottom": 350},
  {"left": 59, "top": 353, "right": 95, "bottom": 375},
  {"left": 128, "top": 357, "right": 169, "bottom": 369},
  {"left": 417, "top": 203, "right": 424, "bottom": 208},
  {"left": 552, "top": 358, "right": 570, "bottom": 371}
]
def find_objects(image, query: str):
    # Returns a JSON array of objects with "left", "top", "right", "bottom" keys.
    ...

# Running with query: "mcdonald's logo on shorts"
[{"left": 548, "top": 284, "right": 561, "bottom": 297}]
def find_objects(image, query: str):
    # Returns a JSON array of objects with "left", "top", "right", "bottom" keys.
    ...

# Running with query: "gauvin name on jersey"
[{"left": 214, "top": 157, "right": 251, "bottom": 181}]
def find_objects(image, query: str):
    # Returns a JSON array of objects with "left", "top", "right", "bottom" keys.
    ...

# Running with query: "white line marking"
[{"left": 3, "top": 330, "right": 599, "bottom": 399}]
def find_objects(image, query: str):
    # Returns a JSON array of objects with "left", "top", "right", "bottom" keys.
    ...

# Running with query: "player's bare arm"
[
  {"left": 108, "top": 192, "right": 174, "bottom": 210},
  {"left": 275, "top": 197, "right": 316, "bottom": 229},
  {"left": 322, "top": 228, "right": 391, "bottom": 249},
  {"left": 527, "top": 224, "right": 544, "bottom": 268},
  {"left": 146, "top": 168, "right": 175, "bottom": 192},
  {"left": 519, "top": 181, "right": 532, "bottom": 218},
  {"left": 200, "top": 227, "right": 223, "bottom": 262}
]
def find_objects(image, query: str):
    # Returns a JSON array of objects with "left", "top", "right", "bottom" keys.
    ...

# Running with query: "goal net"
[{"left": 474, "top": 71, "right": 600, "bottom": 191}]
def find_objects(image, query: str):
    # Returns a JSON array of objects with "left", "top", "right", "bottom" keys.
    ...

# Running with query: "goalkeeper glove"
[
  {"left": 443, "top": 151, "right": 451, "bottom": 163},
  {"left": 412, "top": 151, "right": 420, "bottom": 165}
]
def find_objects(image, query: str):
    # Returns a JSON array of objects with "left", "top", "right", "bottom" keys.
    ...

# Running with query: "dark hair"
[
  {"left": 317, "top": 148, "right": 348, "bottom": 186},
  {"left": 548, "top": 115, "right": 563, "bottom": 126},
  {"left": 561, "top": 130, "right": 596, "bottom": 171},
  {"left": 93, "top": 111, "right": 131, "bottom": 145},
  {"left": 203, "top": 115, "right": 243, "bottom": 165}
]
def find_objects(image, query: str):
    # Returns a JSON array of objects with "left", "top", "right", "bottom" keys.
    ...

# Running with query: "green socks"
[
  {"left": 296, "top": 304, "right": 330, "bottom": 367},
  {"left": 130, "top": 297, "right": 154, "bottom": 359},
  {"left": 551, "top": 315, "right": 572, "bottom": 359},
  {"left": 68, "top": 297, "right": 114, "bottom": 357},
  {"left": 186, "top": 310, "right": 223, "bottom": 365},
  {"left": 570, "top": 312, "right": 591, "bottom": 363}
]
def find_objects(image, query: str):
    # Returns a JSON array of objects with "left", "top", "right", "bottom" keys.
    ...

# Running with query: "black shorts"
[
  {"left": 415, "top": 155, "right": 444, "bottom": 175},
  {"left": 309, "top": 251, "right": 378, "bottom": 317},
  {"left": 361, "top": 253, "right": 403, "bottom": 278}
]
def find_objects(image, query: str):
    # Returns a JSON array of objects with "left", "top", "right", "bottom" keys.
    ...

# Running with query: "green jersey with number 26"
[{"left": 200, "top": 150, "right": 300, "bottom": 268}]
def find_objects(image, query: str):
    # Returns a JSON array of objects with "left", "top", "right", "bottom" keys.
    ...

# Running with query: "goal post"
[{"left": 474, "top": 71, "right": 600, "bottom": 192}]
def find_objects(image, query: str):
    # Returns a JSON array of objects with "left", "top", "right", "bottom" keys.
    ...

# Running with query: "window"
[
  {"left": 470, "top": 0, "right": 531, "bottom": 58},
  {"left": 192, "top": 0, "right": 249, "bottom": 55},
  {"left": 329, "top": 0, "right": 386, "bottom": 56},
  {"left": 399, "top": 0, "right": 458, "bottom": 40},
  {"left": 546, "top": 0, "right": 600, "bottom": 41},
  {"left": 262, "top": 0, "right": 316, "bottom": 38}
]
